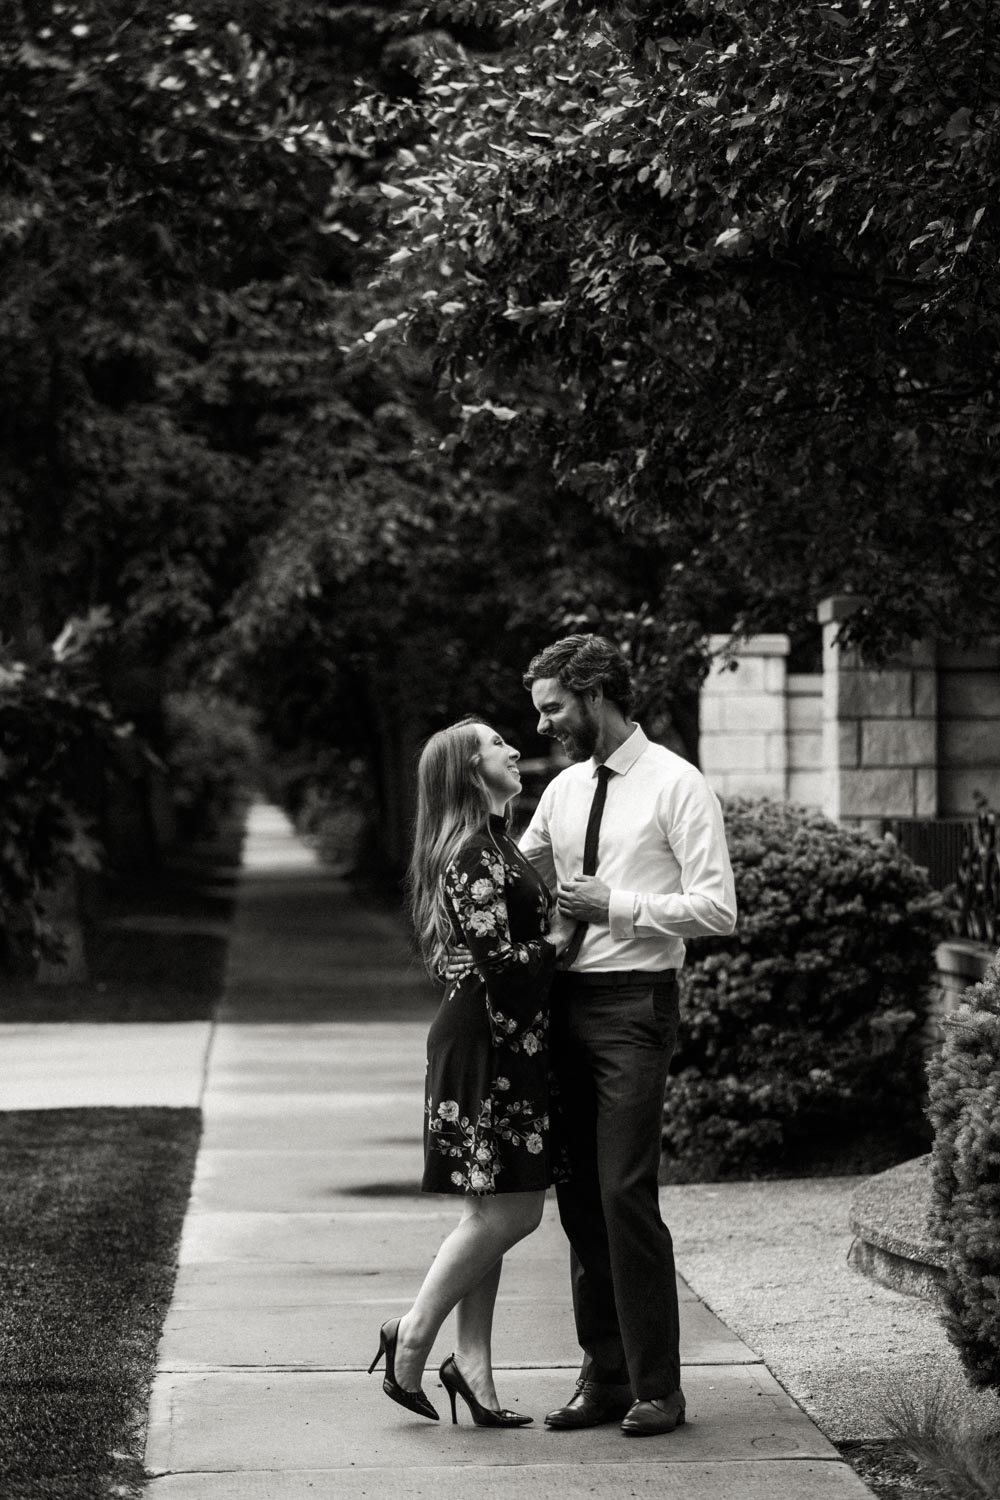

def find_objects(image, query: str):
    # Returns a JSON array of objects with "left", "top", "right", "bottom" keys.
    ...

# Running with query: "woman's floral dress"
[{"left": 422, "top": 815, "right": 558, "bottom": 1195}]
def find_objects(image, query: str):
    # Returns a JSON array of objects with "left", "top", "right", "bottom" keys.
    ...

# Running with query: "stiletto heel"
[
  {"left": 370, "top": 1318, "right": 439, "bottom": 1421},
  {"left": 439, "top": 1354, "right": 532, "bottom": 1428},
  {"left": 367, "top": 1325, "right": 386, "bottom": 1374}
]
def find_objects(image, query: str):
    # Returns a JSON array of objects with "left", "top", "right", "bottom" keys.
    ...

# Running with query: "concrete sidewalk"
[{"left": 142, "top": 805, "right": 874, "bottom": 1498}]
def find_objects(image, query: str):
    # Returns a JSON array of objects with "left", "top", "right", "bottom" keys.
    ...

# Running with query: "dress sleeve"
[{"left": 443, "top": 842, "right": 556, "bottom": 1038}]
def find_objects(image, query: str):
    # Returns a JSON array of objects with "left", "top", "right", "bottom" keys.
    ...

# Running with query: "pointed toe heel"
[
  {"left": 438, "top": 1354, "right": 532, "bottom": 1428},
  {"left": 369, "top": 1318, "right": 439, "bottom": 1421}
]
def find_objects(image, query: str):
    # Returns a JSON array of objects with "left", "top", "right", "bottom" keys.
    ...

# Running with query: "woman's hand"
[{"left": 442, "top": 945, "right": 474, "bottom": 982}]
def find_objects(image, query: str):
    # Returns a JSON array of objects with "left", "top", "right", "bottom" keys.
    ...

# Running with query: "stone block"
[
  {"left": 837, "top": 671, "right": 913, "bottom": 719},
  {"left": 861, "top": 718, "right": 936, "bottom": 768},
  {"left": 788, "top": 673, "right": 823, "bottom": 695},
  {"left": 915, "top": 767, "right": 938, "bottom": 818},
  {"left": 839, "top": 768, "right": 916, "bottom": 818},
  {"left": 763, "top": 657, "right": 787, "bottom": 693},
  {"left": 700, "top": 734, "right": 771, "bottom": 773},
  {"left": 788, "top": 731, "right": 824, "bottom": 770},
  {"left": 720, "top": 694, "right": 785, "bottom": 734},
  {"left": 939, "top": 671, "right": 1000, "bottom": 718},
  {"left": 913, "top": 670, "right": 937, "bottom": 718},
  {"left": 835, "top": 722, "right": 860, "bottom": 769},
  {"left": 940, "top": 718, "right": 1000, "bottom": 768},
  {"left": 764, "top": 733, "right": 788, "bottom": 772},
  {"left": 787, "top": 770, "right": 825, "bottom": 807},
  {"left": 708, "top": 632, "right": 790, "bottom": 658},
  {"left": 788, "top": 694, "right": 822, "bottom": 733},
  {"left": 709, "top": 656, "right": 767, "bottom": 692},
  {"left": 939, "top": 767, "right": 1000, "bottom": 816},
  {"left": 699, "top": 697, "right": 724, "bottom": 733}
]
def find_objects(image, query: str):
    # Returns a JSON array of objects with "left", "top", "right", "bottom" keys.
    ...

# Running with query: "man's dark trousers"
[{"left": 550, "top": 971, "right": 681, "bottom": 1399}]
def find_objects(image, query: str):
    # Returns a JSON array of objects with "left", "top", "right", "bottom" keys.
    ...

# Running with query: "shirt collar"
[{"left": 593, "top": 724, "right": 648, "bottom": 779}]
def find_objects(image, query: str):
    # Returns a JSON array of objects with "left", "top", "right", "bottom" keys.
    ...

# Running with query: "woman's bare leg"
[
  {"left": 393, "top": 1191, "right": 544, "bottom": 1399},
  {"left": 453, "top": 1256, "right": 504, "bottom": 1406}
]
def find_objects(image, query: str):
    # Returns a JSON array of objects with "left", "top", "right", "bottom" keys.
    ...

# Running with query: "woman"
[{"left": 368, "top": 717, "right": 561, "bottom": 1426}]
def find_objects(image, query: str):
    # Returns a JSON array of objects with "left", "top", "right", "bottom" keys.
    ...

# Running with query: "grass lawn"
[
  {"left": 0, "top": 821, "right": 242, "bottom": 1498},
  {"left": 0, "top": 1109, "right": 201, "bottom": 1500}
]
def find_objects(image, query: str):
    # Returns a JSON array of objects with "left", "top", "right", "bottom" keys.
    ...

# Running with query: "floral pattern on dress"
[
  {"left": 425, "top": 1093, "right": 551, "bottom": 1193},
  {"left": 443, "top": 844, "right": 553, "bottom": 995},
  {"left": 421, "top": 820, "right": 559, "bottom": 1196}
]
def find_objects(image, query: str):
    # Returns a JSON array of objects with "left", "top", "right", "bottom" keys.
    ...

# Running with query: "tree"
[
  {"left": 2, "top": 4, "right": 690, "bottom": 888},
  {"left": 221, "top": 335, "right": 706, "bottom": 867},
  {"left": 0, "top": 2, "right": 459, "bottom": 893},
  {"left": 363, "top": 0, "right": 1000, "bottom": 659},
  {"left": 0, "top": 2, "right": 394, "bottom": 662}
]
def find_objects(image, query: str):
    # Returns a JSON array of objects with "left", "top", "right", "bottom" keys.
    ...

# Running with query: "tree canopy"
[
  {"left": 3, "top": 2, "right": 698, "bottom": 884},
  {"left": 6, "top": 0, "right": 999, "bottom": 898},
  {"left": 1, "top": 1, "right": 393, "bottom": 660},
  {"left": 364, "top": 0, "right": 1000, "bottom": 658}
]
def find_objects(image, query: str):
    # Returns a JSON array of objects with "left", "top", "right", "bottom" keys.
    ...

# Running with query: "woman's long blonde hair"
[{"left": 407, "top": 717, "right": 496, "bottom": 975}]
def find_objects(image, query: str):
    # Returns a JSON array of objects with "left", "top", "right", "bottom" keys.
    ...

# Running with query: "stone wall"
[
  {"left": 699, "top": 634, "right": 793, "bottom": 800},
  {"left": 696, "top": 608, "right": 1000, "bottom": 1063},
  {"left": 698, "top": 600, "right": 1000, "bottom": 830},
  {"left": 819, "top": 596, "right": 938, "bottom": 833},
  {"left": 937, "top": 643, "right": 1000, "bottom": 816},
  {"left": 787, "top": 673, "right": 824, "bottom": 806}
]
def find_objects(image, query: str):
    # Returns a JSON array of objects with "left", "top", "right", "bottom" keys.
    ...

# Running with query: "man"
[{"left": 519, "top": 633, "right": 736, "bottom": 1437}]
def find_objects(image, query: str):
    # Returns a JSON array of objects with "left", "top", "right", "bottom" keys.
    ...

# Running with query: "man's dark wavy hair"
[{"left": 523, "top": 633, "right": 635, "bottom": 717}]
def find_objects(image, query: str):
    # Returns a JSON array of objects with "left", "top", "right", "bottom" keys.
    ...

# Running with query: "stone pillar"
[
  {"left": 936, "top": 644, "right": 1000, "bottom": 815},
  {"left": 819, "top": 596, "right": 937, "bottom": 832},
  {"left": 786, "top": 673, "right": 824, "bottom": 806},
  {"left": 699, "top": 634, "right": 789, "bottom": 798}
]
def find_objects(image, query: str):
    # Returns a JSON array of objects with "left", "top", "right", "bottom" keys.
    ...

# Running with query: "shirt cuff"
[{"left": 608, "top": 888, "right": 637, "bottom": 943}]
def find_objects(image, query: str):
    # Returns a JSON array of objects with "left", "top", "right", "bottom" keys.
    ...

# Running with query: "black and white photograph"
[{"left": 2, "top": 3, "right": 999, "bottom": 1497}]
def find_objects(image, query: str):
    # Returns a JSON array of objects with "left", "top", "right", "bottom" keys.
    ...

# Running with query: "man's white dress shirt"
[{"left": 519, "top": 725, "right": 737, "bottom": 973}]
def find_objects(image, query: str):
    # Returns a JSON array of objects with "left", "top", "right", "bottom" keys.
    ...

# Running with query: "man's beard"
[{"left": 562, "top": 708, "right": 599, "bottom": 762}]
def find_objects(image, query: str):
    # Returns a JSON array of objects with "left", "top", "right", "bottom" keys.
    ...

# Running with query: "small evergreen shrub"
[
  {"left": 664, "top": 797, "right": 945, "bottom": 1179},
  {"left": 928, "top": 949, "right": 1000, "bottom": 1394}
]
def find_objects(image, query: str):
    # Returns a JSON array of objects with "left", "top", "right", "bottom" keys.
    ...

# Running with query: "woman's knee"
[{"left": 476, "top": 1190, "right": 544, "bottom": 1244}]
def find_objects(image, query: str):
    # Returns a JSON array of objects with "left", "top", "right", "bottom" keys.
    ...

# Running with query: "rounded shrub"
[
  {"left": 928, "top": 949, "right": 1000, "bottom": 1393},
  {"left": 663, "top": 797, "right": 946, "bottom": 1180}
]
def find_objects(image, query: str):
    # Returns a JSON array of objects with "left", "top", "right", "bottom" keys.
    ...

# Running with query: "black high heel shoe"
[
  {"left": 438, "top": 1354, "right": 532, "bottom": 1427},
  {"left": 368, "top": 1318, "right": 439, "bottom": 1421}
]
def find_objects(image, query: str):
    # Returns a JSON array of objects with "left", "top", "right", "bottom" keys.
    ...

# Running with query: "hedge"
[
  {"left": 928, "top": 948, "right": 1000, "bottom": 1392},
  {"left": 663, "top": 797, "right": 946, "bottom": 1179}
]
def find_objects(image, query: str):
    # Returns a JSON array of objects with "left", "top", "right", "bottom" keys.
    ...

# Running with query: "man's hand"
[
  {"left": 442, "top": 945, "right": 473, "bottom": 982},
  {"left": 557, "top": 876, "right": 611, "bottom": 924}
]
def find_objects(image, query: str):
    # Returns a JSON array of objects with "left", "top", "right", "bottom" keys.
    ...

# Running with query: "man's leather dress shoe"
[
  {"left": 620, "top": 1391, "right": 686, "bottom": 1435},
  {"left": 544, "top": 1378, "right": 634, "bottom": 1429}
]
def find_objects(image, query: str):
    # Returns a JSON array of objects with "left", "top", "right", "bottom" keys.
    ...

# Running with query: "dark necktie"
[{"left": 559, "top": 764, "right": 612, "bottom": 970}]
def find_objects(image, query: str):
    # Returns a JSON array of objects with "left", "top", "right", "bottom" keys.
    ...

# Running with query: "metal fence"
[{"left": 883, "top": 811, "right": 1000, "bottom": 945}]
